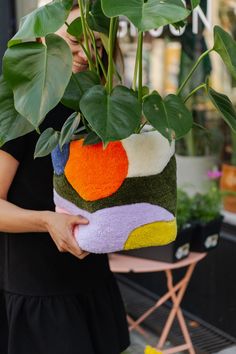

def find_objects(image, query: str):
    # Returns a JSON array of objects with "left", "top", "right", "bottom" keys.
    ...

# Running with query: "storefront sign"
[{"left": 118, "top": 0, "right": 212, "bottom": 38}]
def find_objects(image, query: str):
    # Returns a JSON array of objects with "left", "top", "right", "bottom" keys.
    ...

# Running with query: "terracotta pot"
[{"left": 220, "top": 164, "right": 236, "bottom": 213}]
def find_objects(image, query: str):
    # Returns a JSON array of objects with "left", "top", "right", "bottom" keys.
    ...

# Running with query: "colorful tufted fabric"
[{"left": 51, "top": 129, "right": 177, "bottom": 253}]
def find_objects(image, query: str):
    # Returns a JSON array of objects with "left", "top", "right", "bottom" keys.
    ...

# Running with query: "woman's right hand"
[{"left": 43, "top": 211, "right": 89, "bottom": 260}]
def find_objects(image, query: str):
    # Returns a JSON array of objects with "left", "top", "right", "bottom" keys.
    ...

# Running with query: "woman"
[{"left": 0, "top": 3, "right": 130, "bottom": 354}]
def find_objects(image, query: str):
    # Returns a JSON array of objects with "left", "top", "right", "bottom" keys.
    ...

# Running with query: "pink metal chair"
[{"left": 109, "top": 252, "right": 207, "bottom": 354}]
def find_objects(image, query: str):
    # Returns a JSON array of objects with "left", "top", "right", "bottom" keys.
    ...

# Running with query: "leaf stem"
[
  {"left": 87, "top": 26, "right": 99, "bottom": 74},
  {"left": 137, "top": 120, "right": 147, "bottom": 134},
  {"left": 132, "top": 45, "right": 139, "bottom": 91},
  {"left": 177, "top": 48, "right": 212, "bottom": 96},
  {"left": 138, "top": 31, "right": 143, "bottom": 103},
  {"left": 86, "top": 26, "right": 107, "bottom": 81},
  {"left": 97, "top": 53, "right": 107, "bottom": 81},
  {"left": 183, "top": 83, "right": 206, "bottom": 103},
  {"left": 184, "top": 129, "right": 195, "bottom": 156},
  {"left": 107, "top": 17, "right": 116, "bottom": 94},
  {"left": 79, "top": 42, "right": 95, "bottom": 71},
  {"left": 193, "top": 122, "right": 208, "bottom": 131},
  {"left": 78, "top": 0, "right": 93, "bottom": 70}
]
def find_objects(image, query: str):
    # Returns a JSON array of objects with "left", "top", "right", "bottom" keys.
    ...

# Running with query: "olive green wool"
[{"left": 54, "top": 156, "right": 177, "bottom": 215}]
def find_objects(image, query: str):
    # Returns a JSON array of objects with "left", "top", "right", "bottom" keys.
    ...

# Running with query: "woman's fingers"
[
  {"left": 64, "top": 219, "right": 90, "bottom": 259},
  {"left": 71, "top": 215, "right": 89, "bottom": 225},
  {"left": 66, "top": 234, "right": 86, "bottom": 259},
  {"left": 45, "top": 211, "right": 90, "bottom": 259}
]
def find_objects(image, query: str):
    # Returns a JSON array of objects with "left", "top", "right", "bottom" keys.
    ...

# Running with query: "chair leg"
[
  {"left": 166, "top": 269, "right": 196, "bottom": 354},
  {"left": 127, "top": 315, "right": 150, "bottom": 338},
  {"left": 129, "top": 278, "right": 186, "bottom": 332},
  {"left": 156, "top": 264, "right": 196, "bottom": 353}
]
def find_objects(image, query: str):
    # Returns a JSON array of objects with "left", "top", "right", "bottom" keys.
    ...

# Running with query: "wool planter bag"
[{"left": 51, "top": 129, "right": 177, "bottom": 253}]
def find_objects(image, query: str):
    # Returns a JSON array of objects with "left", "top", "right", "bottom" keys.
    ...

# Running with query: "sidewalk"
[
  {"left": 123, "top": 330, "right": 184, "bottom": 354},
  {"left": 118, "top": 278, "right": 236, "bottom": 354},
  {"left": 123, "top": 331, "right": 236, "bottom": 354}
]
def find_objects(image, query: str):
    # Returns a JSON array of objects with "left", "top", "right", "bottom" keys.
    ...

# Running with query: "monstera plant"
[{"left": 1, "top": 0, "right": 236, "bottom": 254}]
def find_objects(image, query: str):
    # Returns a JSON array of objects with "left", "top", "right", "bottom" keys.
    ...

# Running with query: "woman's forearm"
[
  {"left": 0, "top": 198, "right": 50, "bottom": 233},
  {"left": 0, "top": 198, "right": 89, "bottom": 259}
]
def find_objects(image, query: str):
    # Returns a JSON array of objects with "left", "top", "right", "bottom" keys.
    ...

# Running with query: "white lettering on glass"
[{"left": 118, "top": 0, "right": 212, "bottom": 38}]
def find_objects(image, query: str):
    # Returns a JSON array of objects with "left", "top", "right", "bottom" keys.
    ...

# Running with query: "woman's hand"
[{"left": 44, "top": 211, "right": 90, "bottom": 260}]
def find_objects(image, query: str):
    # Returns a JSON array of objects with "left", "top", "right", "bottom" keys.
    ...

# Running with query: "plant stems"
[
  {"left": 86, "top": 26, "right": 107, "bottom": 80},
  {"left": 79, "top": 42, "right": 95, "bottom": 71},
  {"left": 193, "top": 122, "right": 208, "bottom": 131},
  {"left": 183, "top": 83, "right": 206, "bottom": 103},
  {"left": 132, "top": 45, "right": 139, "bottom": 91},
  {"left": 185, "top": 129, "right": 196, "bottom": 156},
  {"left": 87, "top": 26, "right": 99, "bottom": 74},
  {"left": 177, "top": 48, "right": 212, "bottom": 96},
  {"left": 97, "top": 54, "right": 107, "bottom": 81},
  {"left": 107, "top": 17, "right": 117, "bottom": 94},
  {"left": 136, "top": 120, "right": 147, "bottom": 133},
  {"left": 137, "top": 31, "right": 143, "bottom": 103},
  {"left": 78, "top": 0, "right": 93, "bottom": 70}
]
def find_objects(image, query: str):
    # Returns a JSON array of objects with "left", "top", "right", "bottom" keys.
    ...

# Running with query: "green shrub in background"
[
  {"left": 176, "top": 189, "right": 192, "bottom": 231},
  {"left": 190, "top": 188, "right": 222, "bottom": 223},
  {"left": 177, "top": 175, "right": 222, "bottom": 227}
]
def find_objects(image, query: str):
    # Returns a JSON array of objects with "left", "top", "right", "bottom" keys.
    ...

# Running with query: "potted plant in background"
[
  {"left": 176, "top": 111, "right": 223, "bottom": 196},
  {"left": 1, "top": 0, "right": 236, "bottom": 254},
  {"left": 176, "top": 8, "right": 224, "bottom": 196},
  {"left": 190, "top": 168, "right": 223, "bottom": 252}
]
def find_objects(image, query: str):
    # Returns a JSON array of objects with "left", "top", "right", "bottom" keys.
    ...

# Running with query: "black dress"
[{"left": 0, "top": 104, "right": 129, "bottom": 354}]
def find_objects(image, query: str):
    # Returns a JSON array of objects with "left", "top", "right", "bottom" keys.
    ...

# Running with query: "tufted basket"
[{"left": 51, "top": 129, "right": 177, "bottom": 253}]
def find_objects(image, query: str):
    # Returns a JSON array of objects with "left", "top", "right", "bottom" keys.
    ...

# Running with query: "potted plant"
[
  {"left": 1, "top": 0, "right": 236, "bottom": 254},
  {"left": 190, "top": 169, "right": 223, "bottom": 252},
  {"left": 176, "top": 11, "right": 224, "bottom": 196},
  {"left": 176, "top": 112, "right": 223, "bottom": 196}
]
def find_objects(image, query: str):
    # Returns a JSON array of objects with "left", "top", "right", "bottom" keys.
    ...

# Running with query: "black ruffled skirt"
[{"left": 0, "top": 233, "right": 130, "bottom": 354}]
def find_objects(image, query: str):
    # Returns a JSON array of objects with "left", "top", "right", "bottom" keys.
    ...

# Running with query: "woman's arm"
[{"left": 0, "top": 150, "right": 89, "bottom": 259}]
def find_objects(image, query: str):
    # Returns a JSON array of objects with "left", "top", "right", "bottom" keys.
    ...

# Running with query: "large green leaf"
[
  {"left": 59, "top": 112, "right": 81, "bottom": 148},
  {"left": 34, "top": 128, "right": 60, "bottom": 158},
  {"left": 83, "top": 131, "right": 102, "bottom": 145},
  {"left": 213, "top": 26, "right": 236, "bottom": 80},
  {"left": 3, "top": 34, "right": 72, "bottom": 129},
  {"left": 143, "top": 92, "right": 193, "bottom": 141},
  {"left": 67, "top": 17, "right": 83, "bottom": 38},
  {"left": 61, "top": 71, "right": 100, "bottom": 111},
  {"left": 0, "top": 76, "right": 35, "bottom": 147},
  {"left": 101, "top": 0, "right": 190, "bottom": 31},
  {"left": 191, "top": 0, "right": 200, "bottom": 9},
  {"left": 87, "top": 0, "right": 110, "bottom": 35},
  {"left": 207, "top": 86, "right": 236, "bottom": 132},
  {"left": 9, "top": 0, "right": 73, "bottom": 47},
  {"left": 80, "top": 85, "right": 142, "bottom": 144}
]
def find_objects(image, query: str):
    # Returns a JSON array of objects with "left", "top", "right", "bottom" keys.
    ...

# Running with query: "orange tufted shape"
[{"left": 65, "top": 140, "right": 129, "bottom": 201}]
